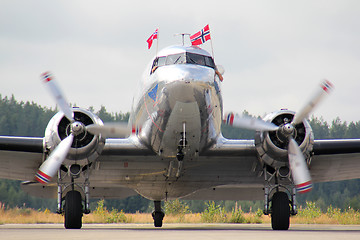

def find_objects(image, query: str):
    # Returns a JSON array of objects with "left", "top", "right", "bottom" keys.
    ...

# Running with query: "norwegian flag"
[
  {"left": 190, "top": 24, "right": 211, "bottom": 46},
  {"left": 147, "top": 28, "right": 158, "bottom": 49}
]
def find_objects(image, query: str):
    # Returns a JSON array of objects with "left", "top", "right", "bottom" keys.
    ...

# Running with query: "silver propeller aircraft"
[{"left": 1, "top": 43, "right": 360, "bottom": 230}]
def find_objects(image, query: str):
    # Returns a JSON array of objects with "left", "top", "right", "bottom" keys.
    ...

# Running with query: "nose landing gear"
[{"left": 152, "top": 201, "right": 165, "bottom": 227}]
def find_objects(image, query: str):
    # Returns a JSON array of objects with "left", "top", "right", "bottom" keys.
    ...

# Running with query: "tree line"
[{"left": 0, "top": 95, "right": 360, "bottom": 213}]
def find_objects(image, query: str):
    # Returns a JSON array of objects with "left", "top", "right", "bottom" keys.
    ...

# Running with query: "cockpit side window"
[
  {"left": 158, "top": 56, "right": 166, "bottom": 66},
  {"left": 205, "top": 56, "right": 215, "bottom": 68},
  {"left": 151, "top": 56, "right": 166, "bottom": 74}
]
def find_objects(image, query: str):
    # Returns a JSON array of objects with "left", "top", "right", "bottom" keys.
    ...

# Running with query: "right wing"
[{"left": 0, "top": 136, "right": 44, "bottom": 180}]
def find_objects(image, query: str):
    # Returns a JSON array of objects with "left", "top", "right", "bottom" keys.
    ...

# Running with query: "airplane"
[{"left": 1, "top": 39, "right": 360, "bottom": 231}]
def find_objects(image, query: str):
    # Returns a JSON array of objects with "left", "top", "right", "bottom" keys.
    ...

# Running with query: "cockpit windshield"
[{"left": 151, "top": 52, "right": 215, "bottom": 74}]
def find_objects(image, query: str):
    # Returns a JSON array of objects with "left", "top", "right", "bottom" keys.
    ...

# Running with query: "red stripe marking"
[
  {"left": 35, "top": 176, "right": 47, "bottom": 184},
  {"left": 132, "top": 126, "right": 136, "bottom": 134},
  {"left": 321, "top": 80, "right": 333, "bottom": 93},
  {"left": 143, "top": 93, "right": 164, "bottom": 133},
  {"left": 297, "top": 181, "right": 312, "bottom": 188},
  {"left": 41, "top": 72, "right": 52, "bottom": 82},
  {"left": 35, "top": 170, "right": 51, "bottom": 184},
  {"left": 229, "top": 113, "right": 234, "bottom": 125},
  {"left": 298, "top": 188, "right": 312, "bottom": 194},
  {"left": 37, "top": 170, "right": 51, "bottom": 181}
]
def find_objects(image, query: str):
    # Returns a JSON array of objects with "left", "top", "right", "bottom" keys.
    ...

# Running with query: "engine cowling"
[
  {"left": 44, "top": 108, "right": 105, "bottom": 164},
  {"left": 255, "top": 110, "right": 314, "bottom": 169}
]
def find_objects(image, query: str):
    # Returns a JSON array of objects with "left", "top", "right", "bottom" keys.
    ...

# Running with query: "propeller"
[
  {"left": 35, "top": 72, "right": 77, "bottom": 184},
  {"left": 86, "top": 122, "right": 130, "bottom": 138},
  {"left": 224, "top": 112, "right": 279, "bottom": 132},
  {"left": 35, "top": 134, "right": 74, "bottom": 184},
  {"left": 292, "top": 80, "right": 333, "bottom": 125},
  {"left": 224, "top": 80, "right": 333, "bottom": 193},
  {"left": 41, "top": 72, "right": 73, "bottom": 122},
  {"left": 36, "top": 72, "right": 131, "bottom": 184}
]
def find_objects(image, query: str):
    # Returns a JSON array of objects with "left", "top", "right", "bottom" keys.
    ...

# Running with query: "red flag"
[
  {"left": 190, "top": 25, "right": 211, "bottom": 46},
  {"left": 147, "top": 28, "right": 158, "bottom": 49}
]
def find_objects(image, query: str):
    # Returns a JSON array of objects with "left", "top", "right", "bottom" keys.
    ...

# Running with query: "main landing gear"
[
  {"left": 263, "top": 166, "right": 297, "bottom": 230},
  {"left": 152, "top": 201, "right": 165, "bottom": 227},
  {"left": 56, "top": 165, "right": 91, "bottom": 229}
]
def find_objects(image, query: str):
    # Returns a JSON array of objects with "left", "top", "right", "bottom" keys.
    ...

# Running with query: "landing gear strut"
[{"left": 152, "top": 201, "right": 165, "bottom": 227}]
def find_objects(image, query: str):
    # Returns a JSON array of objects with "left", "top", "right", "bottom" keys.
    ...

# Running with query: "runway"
[{"left": 1, "top": 223, "right": 360, "bottom": 240}]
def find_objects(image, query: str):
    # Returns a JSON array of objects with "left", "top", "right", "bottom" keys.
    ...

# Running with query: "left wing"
[
  {"left": 202, "top": 137, "right": 360, "bottom": 183},
  {"left": 182, "top": 137, "right": 360, "bottom": 200},
  {"left": 311, "top": 139, "right": 360, "bottom": 182}
]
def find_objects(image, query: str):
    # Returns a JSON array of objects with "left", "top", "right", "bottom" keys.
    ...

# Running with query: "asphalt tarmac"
[{"left": 1, "top": 223, "right": 359, "bottom": 240}]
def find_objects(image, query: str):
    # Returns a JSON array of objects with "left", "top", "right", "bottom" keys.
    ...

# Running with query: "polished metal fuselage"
[{"left": 129, "top": 46, "right": 223, "bottom": 159}]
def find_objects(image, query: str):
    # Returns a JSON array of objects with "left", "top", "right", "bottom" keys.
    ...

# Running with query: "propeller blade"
[
  {"left": 86, "top": 122, "right": 130, "bottom": 138},
  {"left": 224, "top": 113, "right": 279, "bottom": 132},
  {"left": 292, "top": 80, "right": 333, "bottom": 125},
  {"left": 41, "top": 72, "right": 74, "bottom": 121},
  {"left": 288, "top": 138, "right": 312, "bottom": 193},
  {"left": 35, "top": 134, "right": 74, "bottom": 184}
]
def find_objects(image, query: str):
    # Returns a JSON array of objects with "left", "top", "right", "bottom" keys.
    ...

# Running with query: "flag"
[
  {"left": 190, "top": 24, "right": 211, "bottom": 46},
  {"left": 147, "top": 28, "right": 158, "bottom": 49}
]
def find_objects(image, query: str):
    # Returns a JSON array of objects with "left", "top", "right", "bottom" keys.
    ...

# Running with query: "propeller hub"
[
  {"left": 275, "top": 123, "right": 297, "bottom": 145},
  {"left": 70, "top": 121, "right": 86, "bottom": 136},
  {"left": 282, "top": 123, "right": 295, "bottom": 136}
]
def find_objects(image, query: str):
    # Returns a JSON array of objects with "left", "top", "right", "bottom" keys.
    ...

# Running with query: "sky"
[{"left": 1, "top": 0, "right": 360, "bottom": 122}]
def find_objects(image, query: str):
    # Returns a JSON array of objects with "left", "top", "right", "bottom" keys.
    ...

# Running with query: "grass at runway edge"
[{"left": 1, "top": 200, "right": 360, "bottom": 225}]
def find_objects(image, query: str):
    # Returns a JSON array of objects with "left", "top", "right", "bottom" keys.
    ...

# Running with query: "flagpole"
[
  {"left": 156, "top": 27, "right": 159, "bottom": 57},
  {"left": 209, "top": 25, "right": 215, "bottom": 62},
  {"left": 210, "top": 38, "right": 215, "bottom": 62}
]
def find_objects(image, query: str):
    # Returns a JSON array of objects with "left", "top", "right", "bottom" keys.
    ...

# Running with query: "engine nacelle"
[
  {"left": 44, "top": 108, "right": 105, "bottom": 164},
  {"left": 255, "top": 110, "right": 314, "bottom": 169}
]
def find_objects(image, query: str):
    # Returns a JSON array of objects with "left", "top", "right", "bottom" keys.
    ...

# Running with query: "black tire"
[
  {"left": 271, "top": 191, "right": 290, "bottom": 230},
  {"left": 152, "top": 211, "right": 164, "bottom": 227},
  {"left": 64, "top": 190, "right": 83, "bottom": 229}
]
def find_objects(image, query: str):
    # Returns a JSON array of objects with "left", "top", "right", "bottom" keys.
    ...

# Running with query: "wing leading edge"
[{"left": 0, "top": 136, "right": 44, "bottom": 180}]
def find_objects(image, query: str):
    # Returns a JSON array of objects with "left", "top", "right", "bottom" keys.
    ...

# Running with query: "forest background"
[{"left": 1, "top": 95, "right": 360, "bottom": 214}]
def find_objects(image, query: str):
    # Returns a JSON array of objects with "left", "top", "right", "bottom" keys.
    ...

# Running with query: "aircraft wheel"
[
  {"left": 64, "top": 190, "right": 83, "bottom": 229},
  {"left": 152, "top": 211, "right": 164, "bottom": 227},
  {"left": 271, "top": 191, "right": 290, "bottom": 230}
]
